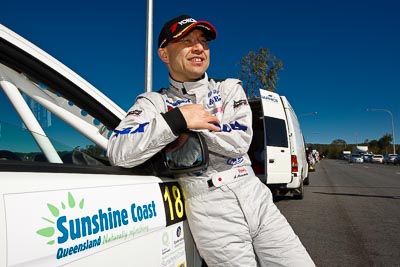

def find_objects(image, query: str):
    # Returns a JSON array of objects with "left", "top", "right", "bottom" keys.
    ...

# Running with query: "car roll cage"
[{"left": 0, "top": 24, "right": 126, "bottom": 163}]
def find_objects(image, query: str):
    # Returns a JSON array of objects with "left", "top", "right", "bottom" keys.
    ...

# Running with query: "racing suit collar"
[{"left": 168, "top": 73, "right": 209, "bottom": 95}]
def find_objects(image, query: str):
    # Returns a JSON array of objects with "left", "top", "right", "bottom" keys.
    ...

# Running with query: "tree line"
[{"left": 306, "top": 133, "right": 397, "bottom": 159}]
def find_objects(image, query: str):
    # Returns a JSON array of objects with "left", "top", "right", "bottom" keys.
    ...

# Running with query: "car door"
[{"left": 259, "top": 89, "right": 291, "bottom": 184}]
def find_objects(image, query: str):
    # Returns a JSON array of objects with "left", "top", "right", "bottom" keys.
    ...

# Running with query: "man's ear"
[{"left": 158, "top": 48, "right": 169, "bottom": 63}]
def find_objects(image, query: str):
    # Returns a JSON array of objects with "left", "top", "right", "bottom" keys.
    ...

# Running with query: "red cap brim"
[{"left": 171, "top": 21, "right": 217, "bottom": 42}]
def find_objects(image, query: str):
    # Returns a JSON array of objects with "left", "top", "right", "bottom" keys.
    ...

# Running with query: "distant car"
[
  {"left": 342, "top": 154, "right": 350, "bottom": 160},
  {"left": 371, "top": 154, "right": 384, "bottom": 164},
  {"left": 348, "top": 154, "right": 364, "bottom": 163},
  {"left": 384, "top": 154, "right": 397, "bottom": 164},
  {"left": 393, "top": 155, "right": 400, "bottom": 165},
  {"left": 363, "top": 154, "right": 373, "bottom": 163}
]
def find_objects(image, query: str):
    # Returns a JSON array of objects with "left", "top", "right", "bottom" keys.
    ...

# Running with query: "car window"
[
  {"left": 264, "top": 116, "right": 288, "bottom": 148},
  {"left": 0, "top": 68, "right": 110, "bottom": 166},
  {"left": 0, "top": 120, "right": 105, "bottom": 165}
]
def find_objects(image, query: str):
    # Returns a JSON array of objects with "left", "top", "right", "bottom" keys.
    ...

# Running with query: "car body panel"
[{"left": 1, "top": 171, "right": 189, "bottom": 267}]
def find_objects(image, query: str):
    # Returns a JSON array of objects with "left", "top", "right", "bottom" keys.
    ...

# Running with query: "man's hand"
[{"left": 179, "top": 104, "right": 221, "bottom": 132}]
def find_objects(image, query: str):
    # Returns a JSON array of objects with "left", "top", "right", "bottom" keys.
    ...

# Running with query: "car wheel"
[{"left": 293, "top": 180, "right": 304, "bottom": 200}]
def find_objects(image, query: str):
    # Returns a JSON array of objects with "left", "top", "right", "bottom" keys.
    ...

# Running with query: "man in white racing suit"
[{"left": 107, "top": 14, "right": 315, "bottom": 267}]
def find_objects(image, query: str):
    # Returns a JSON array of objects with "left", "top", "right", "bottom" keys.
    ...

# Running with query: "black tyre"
[{"left": 293, "top": 180, "right": 304, "bottom": 200}]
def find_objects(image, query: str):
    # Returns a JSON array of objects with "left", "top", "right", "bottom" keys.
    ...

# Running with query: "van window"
[{"left": 264, "top": 116, "right": 288, "bottom": 148}]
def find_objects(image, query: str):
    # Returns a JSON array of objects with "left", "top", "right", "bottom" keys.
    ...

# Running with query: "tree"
[
  {"left": 368, "top": 139, "right": 379, "bottom": 153},
  {"left": 238, "top": 48, "right": 283, "bottom": 96},
  {"left": 328, "top": 139, "right": 347, "bottom": 159},
  {"left": 378, "top": 133, "right": 392, "bottom": 154},
  {"left": 331, "top": 139, "right": 347, "bottom": 147}
]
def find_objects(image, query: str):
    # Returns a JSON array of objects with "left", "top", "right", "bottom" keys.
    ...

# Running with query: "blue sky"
[{"left": 2, "top": 0, "right": 400, "bottom": 145}]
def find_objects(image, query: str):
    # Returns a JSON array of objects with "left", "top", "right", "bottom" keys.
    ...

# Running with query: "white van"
[{"left": 249, "top": 89, "right": 309, "bottom": 199}]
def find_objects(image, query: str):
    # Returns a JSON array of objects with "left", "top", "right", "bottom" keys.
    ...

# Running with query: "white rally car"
[{"left": 0, "top": 24, "right": 206, "bottom": 267}]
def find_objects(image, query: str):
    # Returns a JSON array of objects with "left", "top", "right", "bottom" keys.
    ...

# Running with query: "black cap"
[{"left": 158, "top": 14, "right": 217, "bottom": 48}]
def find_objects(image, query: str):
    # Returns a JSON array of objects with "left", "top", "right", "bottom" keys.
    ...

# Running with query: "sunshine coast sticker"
[{"left": 4, "top": 183, "right": 166, "bottom": 266}]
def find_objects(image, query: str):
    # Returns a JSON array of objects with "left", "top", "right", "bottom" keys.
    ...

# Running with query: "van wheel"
[
  {"left": 293, "top": 180, "right": 304, "bottom": 200},
  {"left": 270, "top": 188, "right": 279, "bottom": 197},
  {"left": 279, "top": 189, "right": 289, "bottom": 196},
  {"left": 304, "top": 177, "right": 309, "bottom": 185}
]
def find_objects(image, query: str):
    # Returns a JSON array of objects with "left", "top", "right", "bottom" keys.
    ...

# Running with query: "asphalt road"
[{"left": 275, "top": 159, "right": 400, "bottom": 267}]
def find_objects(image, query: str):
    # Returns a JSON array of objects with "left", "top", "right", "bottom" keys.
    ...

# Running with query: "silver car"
[
  {"left": 371, "top": 154, "right": 384, "bottom": 164},
  {"left": 348, "top": 154, "right": 364, "bottom": 163},
  {"left": 384, "top": 154, "right": 397, "bottom": 164}
]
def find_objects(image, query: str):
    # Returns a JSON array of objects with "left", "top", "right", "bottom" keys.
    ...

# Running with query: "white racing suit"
[{"left": 107, "top": 73, "right": 315, "bottom": 267}]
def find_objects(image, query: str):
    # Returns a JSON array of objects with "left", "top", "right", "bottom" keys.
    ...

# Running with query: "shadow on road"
[
  {"left": 273, "top": 195, "right": 300, "bottom": 202},
  {"left": 313, "top": 191, "right": 400, "bottom": 199}
]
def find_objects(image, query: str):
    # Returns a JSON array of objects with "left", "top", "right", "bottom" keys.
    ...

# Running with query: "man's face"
[{"left": 158, "top": 29, "right": 210, "bottom": 82}]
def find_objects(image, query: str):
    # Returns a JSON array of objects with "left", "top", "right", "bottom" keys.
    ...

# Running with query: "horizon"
[{"left": 1, "top": 0, "right": 400, "bottom": 145}]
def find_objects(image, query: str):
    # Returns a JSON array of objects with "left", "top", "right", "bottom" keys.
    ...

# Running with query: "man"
[{"left": 107, "top": 14, "right": 315, "bottom": 267}]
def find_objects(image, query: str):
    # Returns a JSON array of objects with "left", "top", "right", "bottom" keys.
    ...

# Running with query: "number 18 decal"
[{"left": 159, "top": 182, "right": 186, "bottom": 226}]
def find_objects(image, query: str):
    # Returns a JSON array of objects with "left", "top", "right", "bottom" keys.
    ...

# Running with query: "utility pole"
[
  {"left": 144, "top": 0, "right": 153, "bottom": 92},
  {"left": 367, "top": 108, "right": 396, "bottom": 154}
]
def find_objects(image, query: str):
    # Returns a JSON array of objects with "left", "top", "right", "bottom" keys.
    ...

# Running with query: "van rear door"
[{"left": 259, "top": 89, "right": 291, "bottom": 184}]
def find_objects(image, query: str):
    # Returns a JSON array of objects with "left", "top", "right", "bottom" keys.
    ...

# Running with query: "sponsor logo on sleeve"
[
  {"left": 126, "top": 110, "right": 142, "bottom": 117},
  {"left": 233, "top": 99, "right": 248, "bottom": 109},
  {"left": 113, "top": 122, "right": 150, "bottom": 136},
  {"left": 215, "top": 121, "right": 248, "bottom": 132}
]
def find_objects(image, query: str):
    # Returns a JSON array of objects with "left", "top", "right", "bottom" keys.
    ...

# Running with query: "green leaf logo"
[{"left": 36, "top": 192, "right": 84, "bottom": 245}]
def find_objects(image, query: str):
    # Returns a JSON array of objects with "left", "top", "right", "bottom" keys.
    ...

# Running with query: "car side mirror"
[
  {"left": 162, "top": 131, "right": 209, "bottom": 175},
  {"left": 130, "top": 131, "right": 209, "bottom": 177}
]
